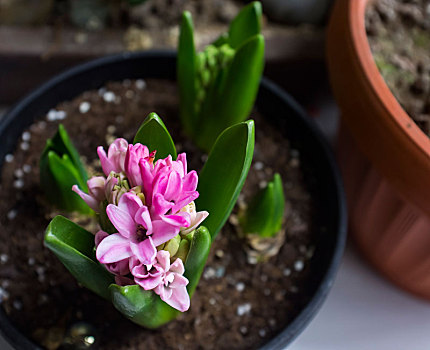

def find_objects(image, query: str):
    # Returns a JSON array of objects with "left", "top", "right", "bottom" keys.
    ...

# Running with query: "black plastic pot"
[{"left": 0, "top": 51, "right": 347, "bottom": 350}]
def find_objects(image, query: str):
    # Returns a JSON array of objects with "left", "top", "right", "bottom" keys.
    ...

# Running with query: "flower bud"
[
  {"left": 172, "top": 239, "right": 190, "bottom": 263},
  {"left": 162, "top": 235, "right": 181, "bottom": 257},
  {"left": 105, "top": 172, "right": 130, "bottom": 205},
  {"left": 179, "top": 201, "right": 209, "bottom": 235}
]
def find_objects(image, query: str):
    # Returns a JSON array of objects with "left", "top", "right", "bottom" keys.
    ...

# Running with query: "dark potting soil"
[
  {"left": 0, "top": 79, "right": 320, "bottom": 350},
  {"left": 366, "top": 0, "right": 430, "bottom": 136}
]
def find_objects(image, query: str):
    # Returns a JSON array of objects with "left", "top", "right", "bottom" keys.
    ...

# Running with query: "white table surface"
[{"left": 288, "top": 243, "right": 430, "bottom": 350}]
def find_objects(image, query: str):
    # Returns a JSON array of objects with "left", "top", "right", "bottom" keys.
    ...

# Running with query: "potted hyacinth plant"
[
  {"left": 40, "top": 2, "right": 276, "bottom": 327},
  {"left": 0, "top": 1, "right": 346, "bottom": 349},
  {"left": 42, "top": 112, "right": 254, "bottom": 327}
]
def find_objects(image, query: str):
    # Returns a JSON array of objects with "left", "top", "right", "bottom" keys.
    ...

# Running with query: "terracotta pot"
[{"left": 327, "top": 0, "right": 430, "bottom": 299}]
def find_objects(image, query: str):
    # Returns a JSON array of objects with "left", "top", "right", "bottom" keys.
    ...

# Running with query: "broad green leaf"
[
  {"left": 228, "top": 1, "right": 262, "bottom": 49},
  {"left": 40, "top": 124, "right": 89, "bottom": 213},
  {"left": 133, "top": 113, "right": 177, "bottom": 160},
  {"left": 196, "top": 121, "right": 255, "bottom": 239},
  {"left": 44, "top": 216, "right": 114, "bottom": 299},
  {"left": 177, "top": 11, "right": 197, "bottom": 136},
  {"left": 216, "top": 34, "right": 264, "bottom": 127},
  {"left": 193, "top": 35, "right": 264, "bottom": 150},
  {"left": 46, "top": 124, "right": 88, "bottom": 184},
  {"left": 42, "top": 152, "right": 91, "bottom": 214},
  {"left": 109, "top": 284, "right": 178, "bottom": 329},
  {"left": 184, "top": 226, "right": 211, "bottom": 294},
  {"left": 240, "top": 173, "right": 285, "bottom": 238}
]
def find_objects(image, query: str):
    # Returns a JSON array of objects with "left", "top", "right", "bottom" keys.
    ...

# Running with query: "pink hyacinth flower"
[
  {"left": 129, "top": 257, "right": 164, "bottom": 290},
  {"left": 124, "top": 143, "right": 154, "bottom": 187},
  {"left": 179, "top": 201, "right": 209, "bottom": 235},
  {"left": 95, "top": 230, "right": 130, "bottom": 275},
  {"left": 97, "top": 193, "right": 190, "bottom": 266},
  {"left": 153, "top": 250, "right": 190, "bottom": 312},
  {"left": 142, "top": 153, "right": 199, "bottom": 217},
  {"left": 72, "top": 176, "right": 106, "bottom": 212},
  {"left": 97, "top": 138, "right": 128, "bottom": 176}
]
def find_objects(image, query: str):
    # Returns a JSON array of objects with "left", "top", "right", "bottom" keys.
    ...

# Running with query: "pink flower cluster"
[{"left": 73, "top": 138, "right": 208, "bottom": 312}]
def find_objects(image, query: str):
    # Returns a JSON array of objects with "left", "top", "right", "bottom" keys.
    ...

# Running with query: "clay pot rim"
[{"left": 349, "top": 0, "right": 430, "bottom": 159}]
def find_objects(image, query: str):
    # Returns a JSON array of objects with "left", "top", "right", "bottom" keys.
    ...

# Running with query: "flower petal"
[
  {"left": 95, "top": 230, "right": 109, "bottom": 247},
  {"left": 152, "top": 193, "right": 174, "bottom": 218},
  {"left": 164, "top": 171, "right": 182, "bottom": 201},
  {"left": 106, "top": 204, "right": 135, "bottom": 238},
  {"left": 163, "top": 285, "right": 190, "bottom": 312},
  {"left": 151, "top": 220, "right": 180, "bottom": 246},
  {"left": 96, "top": 233, "right": 132, "bottom": 264},
  {"left": 135, "top": 274, "right": 163, "bottom": 291},
  {"left": 156, "top": 250, "right": 171, "bottom": 272},
  {"left": 130, "top": 238, "right": 156, "bottom": 265},
  {"left": 134, "top": 206, "right": 153, "bottom": 234},
  {"left": 183, "top": 170, "right": 198, "bottom": 192},
  {"left": 176, "top": 153, "right": 188, "bottom": 177},
  {"left": 169, "top": 257, "right": 185, "bottom": 275},
  {"left": 162, "top": 213, "right": 191, "bottom": 228},
  {"left": 155, "top": 284, "right": 173, "bottom": 301},
  {"left": 171, "top": 191, "right": 199, "bottom": 214},
  {"left": 170, "top": 274, "right": 189, "bottom": 288},
  {"left": 97, "top": 146, "right": 114, "bottom": 176},
  {"left": 180, "top": 210, "right": 209, "bottom": 234},
  {"left": 105, "top": 259, "right": 130, "bottom": 275},
  {"left": 72, "top": 185, "right": 100, "bottom": 212},
  {"left": 139, "top": 159, "right": 154, "bottom": 205},
  {"left": 87, "top": 176, "right": 107, "bottom": 201},
  {"left": 118, "top": 192, "right": 143, "bottom": 218},
  {"left": 125, "top": 143, "right": 149, "bottom": 187}
]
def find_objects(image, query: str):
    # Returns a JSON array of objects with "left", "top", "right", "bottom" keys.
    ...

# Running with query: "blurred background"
[{"left": 0, "top": 0, "right": 333, "bottom": 120}]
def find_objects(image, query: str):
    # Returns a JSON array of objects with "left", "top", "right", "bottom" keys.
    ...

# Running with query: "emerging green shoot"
[
  {"left": 177, "top": 1, "right": 265, "bottom": 151},
  {"left": 40, "top": 124, "right": 90, "bottom": 213},
  {"left": 240, "top": 173, "right": 285, "bottom": 238}
]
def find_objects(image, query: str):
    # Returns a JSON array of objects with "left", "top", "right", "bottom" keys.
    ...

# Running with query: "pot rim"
[
  {"left": 0, "top": 50, "right": 347, "bottom": 350},
  {"left": 348, "top": 0, "right": 430, "bottom": 159}
]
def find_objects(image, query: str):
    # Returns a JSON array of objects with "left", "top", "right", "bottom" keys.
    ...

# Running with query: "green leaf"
[
  {"left": 184, "top": 226, "right": 211, "bottom": 294},
  {"left": 272, "top": 173, "right": 285, "bottom": 230},
  {"left": 228, "top": 1, "right": 262, "bottom": 49},
  {"left": 48, "top": 124, "right": 87, "bottom": 183},
  {"left": 193, "top": 35, "right": 264, "bottom": 150},
  {"left": 109, "top": 284, "right": 178, "bottom": 329},
  {"left": 133, "top": 113, "right": 177, "bottom": 160},
  {"left": 109, "top": 226, "right": 211, "bottom": 328},
  {"left": 177, "top": 11, "right": 197, "bottom": 136},
  {"left": 240, "top": 173, "right": 285, "bottom": 238},
  {"left": 216, "top": 34, "right": 265, "bottom": 127},
  {"left": 44, "top": 216, "right": 114, "bottom": 299},
  {"left": 47, "top": 152, "right": 91, "bottom": 213},
  {"left": 40, "top": 124, "right": 89, "bottom": 213},
  {"left": 196, "top": 121, "right": 255, "bottom": 239}
]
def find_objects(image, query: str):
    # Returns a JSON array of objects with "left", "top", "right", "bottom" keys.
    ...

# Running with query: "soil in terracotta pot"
[
  {"left": 0, "top": 79, "right": 324, "bottom": 350},
  {"left": 365, "top": 0, "right": 430, "bottom": 136}
]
